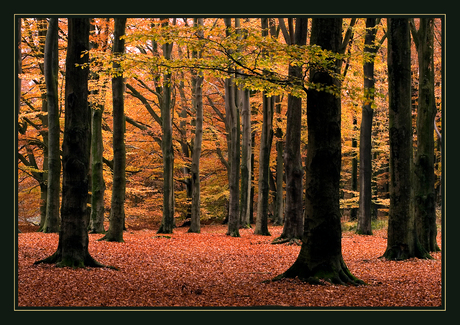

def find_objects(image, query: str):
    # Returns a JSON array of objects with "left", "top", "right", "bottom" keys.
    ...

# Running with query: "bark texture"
[
  {"left": 158, "top": 19, "right": 176, "bottom": 234},
  {"left": 274, "top": 18, "right": 308, "bottom": 244},
  {"left": 255, "top": 94, "right": 273, "bottom": 235},
  {"left": 35, "top": 18, "right": 103, "bottom": 268},
  {"left": 383, "top": 18, "right": 430, "bottom": 260},
  {"left": 100, "top": 18, "right": 127, "bottom": 242},
  {"left": 43, "top": 17, "right": 60, "bottom": 233},
  {"left": 224, "top": 18, "right": 241, "bottom": 237},
  {"left": 412, "top": 18, "right": 440, "bottom": 252},
  {"left": 188, "top": 18, "right": 205, "bottom": 233},
  {"left": 357, "top": 18, "right": 377, "bottom": 235},
  {"left": 275, "top": 18, "right": 363, "bottom": 285}
]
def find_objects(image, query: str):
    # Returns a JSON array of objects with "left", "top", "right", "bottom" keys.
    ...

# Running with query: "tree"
[
  {"left": 272, "top": 18, "right": 307, "bottom": 244},
  {"left": 89, "top": 19, "right": 110, "bottom": 234},
  {"left": 383, "top": 18, "right": 430, "bottom": 260},
  {"left": 35, "top": 18, "right": 103, "bottom": 268},
  {"left": 410, "top": 18, "right": 440, "bottom": 253},
  {"left": 254, "top": 18, "right": 275, "bottom": 236},
  {"left": 41, "top": 18, "right": 60, "bottom": 233},
  {"left": 224, "top": 18, "right": 241, "bottom": 237},
  {"left": 356, "top": 18, "right": 379, "bottom": 235},
  {"left": 99, "top": 18, "right": 127, "bottom": 242},
  {"left": 158, "top": 18, "right": 176, "bottom": 234},
  {"left": 188, "top": 18, "right": 205, "bottom": 234},
  {"left": 275, "top": 18, "right": 363, "bottom": 285}
]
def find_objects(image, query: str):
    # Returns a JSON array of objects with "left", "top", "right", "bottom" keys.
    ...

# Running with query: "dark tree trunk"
[
  {"left": 412, "top": 18, "right": 440, "bottom": 252},
  {"left": 273, "top": 18, "right": 308, "bottom": 244},
  {"left": 188, "top": 18, "right": 205, "bottom": 234},
  {"left": 35, "top": 18, "right": 103, "bottom": 268},
  {"left": 100, "top": 18, "right": 127, "bottom": 242},
  {"left": 43, "top": 17, "right": 60, "bottom": 233},
  {"left": 239, "top": 87, "right": 252, "bottom": 229},
  {"left": 255, "top": 94, "right": 274, "bottom": 235},
  {"left": 89, "top": 106, "right": 106, "bottom": 233},
  {"left": 158, "top": 21, "right": 176, "bottom": 234},
  {"left": 357, "top": 18, "right": 378, "bottom": 235},
  {"left": 36, "top": 18, "right": 49, "bottom": 231},
  {"left": 89, "top": 19, "right": 109, "bottom": 234},
  {"left": 275, "top": 18, "right": 362, "bottom": 285},
  {"left": 383, "top": 18, "right": 430, "bottom": 260},
  {"left": 224, "top": 18, "right": 241, "bottom": 237}
]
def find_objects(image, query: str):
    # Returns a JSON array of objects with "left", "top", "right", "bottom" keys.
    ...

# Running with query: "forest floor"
[{"left": 16, "top": 222, "right": 442, "bottom": 309}]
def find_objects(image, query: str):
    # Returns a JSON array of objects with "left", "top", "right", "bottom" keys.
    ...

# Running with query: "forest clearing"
[{"left": 17, "top": 221, "right": 442, "bottom": 308}]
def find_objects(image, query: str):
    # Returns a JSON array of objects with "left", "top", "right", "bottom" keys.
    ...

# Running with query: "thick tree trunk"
[
  {"left": 36, "top": 18, "right": 49, "bottom": 231},
  {"left": 413, "top": 18, "right": 440, "bottom": 253},
  {"left": 89, "top": 106, "right": 106, "bottom": 233},
  {"left": 225, "top": 77, "right": 241, "bottom": 237},
  {"left": 275, "top": 18, "right": 362, "bottom": 285},
  {"left": 255, "top": 94, "right": 274, "bottom": 235},
  {"left": 357, "top": 18, "right": 377, "bottom": 235},
  {"left": 239, "top": 87, "right": 252, "bottom": 229},
  {"left": 273, "top": 18, "right": 308, "bottom": 244},
  {"left": 224, "top": 18, "right": 241, "bottom": 237},
  {"left": 35, "top": 18, "right": 103, "bottom": 268},
  {"left": 383, "top": 18, "right": 430, "bottom": 260},
  {"left": 158, "top": 30, "right": 176, "bottom": 234},
  {"left": 43, "top": 17, "right": 60, "bottom": 233},
  {"left": 100, "top": 18, "right": 127, "bottom": 242},
  {"left": 188, "top": 19, "right": 205, "bottom": 233}
]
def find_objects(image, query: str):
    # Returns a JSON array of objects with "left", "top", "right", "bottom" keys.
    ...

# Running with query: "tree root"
[{"left": 271, "top": 237, "right": 302, "bottom": 246}]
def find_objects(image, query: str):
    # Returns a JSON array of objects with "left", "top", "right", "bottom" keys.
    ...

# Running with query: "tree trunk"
[
  {"left": 412, "top": 18, "right": 440, "bottom": 252},
  {"left": 89, "top": 106, "right": 106, "bottom": 233},
  {"left": 255, "top": 94, "right": 274, "bottom": 235},
  {"left": 36, "top": 18, "right": 49, "bottom": 231},
  {"left": 100, "top": 18, "right": 127, "bottom": 242},
  {"left": 35, "top": 18, "right": 103, "bottom": 268},
  {"left": 383, "top": 18, "right": 430, "bottom": 260},
  {"left": 158, "top": 21, "right": 175, "bottom": 234},
  {"left": 357, "top": 18, "right": 377, "bottom": 235},
  {"left": 275, "top": 18, "right": 363, "bottom": 285},
  {"left": 224, "top": 18, "right": 241, "bottom": 237},
  {"left": 188, "top": 18, "right": 205, "bottom": 234},
  {"left": 225, "top": 76, "right": 241, "bottom": 237},
  {"left": 274, "top": 18, "right": 307, "bottom": 244},
  {"left": 239, "top": 87, "right": 252, "bottom": 229},
  {"left": 43, "top": 17, "right": 60, "bottom": 233}
]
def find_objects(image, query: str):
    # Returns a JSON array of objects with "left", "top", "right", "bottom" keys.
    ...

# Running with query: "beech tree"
[
  {"left": 89, "top": 18, "right": 110, "bottom": 234},
  {"left": 224, "top": 18, "right": 241, "bottom": 237},
  {"left": 188, "top": 18, "right": 205, "bottom": 233},
  {"left": 158, "top": 18, "right": 176, "bottom": 234},
  {"left": 383, "top": 18, "right": 430, "bottom": 260},
  {"left": 272, "top": 18, "right": 308, "bottom": 244},
  {"left": 254, "top": 18, "right": 275, "bottom": 236},
  {"left": 99, "top": 18, "right": 127, "bottom": 242},
  {"left": 35, "top": 18, "right": 103, "bottom": 268},
  {"left": 275, "top": 18, "right": 363, "bottom": 285},
  {"left": 410, "top": 18, "right": 440, "bottom": 253},
  {"left": 43, "top": 17, "right": 60, "bottom": 233}
]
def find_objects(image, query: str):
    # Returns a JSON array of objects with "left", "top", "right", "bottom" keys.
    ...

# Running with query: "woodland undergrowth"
[{"left": 17, "top": 224, "right": 442, "bottom": 308}]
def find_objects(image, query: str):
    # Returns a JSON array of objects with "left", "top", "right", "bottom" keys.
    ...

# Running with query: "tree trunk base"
[
  {"left": 382, "top": 243, "right": 433, "bottom": 261},
  {"left": 98, "top": 233, "right": 124, "bottom": 243},
  {"left": 226, "top": 229, "right": 240, "bottom": 237},
  {"left": 271, "top": 237, "right": 301, "bottom": 246},
  {"left": 272, "top": 256, "right": 365, "bottom": 286},
  {"left": 34, "top": 251, "right": 117, "bottom": 270}
]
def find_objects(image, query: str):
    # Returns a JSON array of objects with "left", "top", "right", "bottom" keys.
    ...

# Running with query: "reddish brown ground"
[{"left": 17, "top": 223, "right": 442, "bottom": 308}]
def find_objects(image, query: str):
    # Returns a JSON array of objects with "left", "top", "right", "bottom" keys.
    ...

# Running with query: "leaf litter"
[{"left": 17, "top": 225, "right": 442, "bottom": 308}]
